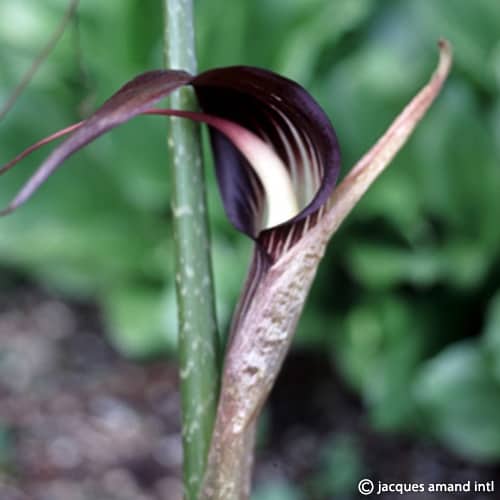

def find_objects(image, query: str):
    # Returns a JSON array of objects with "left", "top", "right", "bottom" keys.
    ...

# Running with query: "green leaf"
[
  {"left": 322, "top": 44, "right": 424, "bottom": 166},
  {"left": 348, "top": 244, "right": 443, "bottom": 289},
  {"left": 482, "top": 291, "right": 500, "bottom": 383},
  {"left": 277, "top": 0, "right": 375, "bottom": 84},
  {"left": 414, "top": 0, "right": 500, "bottom": 91},
  {"left": 103, "top": 284, "right": 177, "bottom": 358},
  {"left": 412, "top": 82, "right": 500, "bottom": 242},
  {"left": 414, "top": 341, "right": 500, "bottom": 461},
  {"left": 313, "top": 433, "right": 364, "bottom": 498},
  {"left": 336, "top": 296, "right": 425, "bottom": 430},
  {"left": 252, "top": 482, "right": 303, "bottom": 500}
]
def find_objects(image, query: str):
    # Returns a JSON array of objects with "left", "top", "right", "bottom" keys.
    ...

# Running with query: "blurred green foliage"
[
  {"left": 312, "top": 433, "right": 364, "bottom": 498},
  {"left": 252, "top": 481, "right": 303, "bottom": 500},
  {"left": 0, "top": 426, "right": 14, "bottom": 473},
  {"left": 1, "top": 0, "right": 500, "bottom": 487}
]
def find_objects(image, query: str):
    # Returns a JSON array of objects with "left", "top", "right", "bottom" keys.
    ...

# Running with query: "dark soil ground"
[{"left": 0, "top": 283, "right": 499, "bottom": 500}]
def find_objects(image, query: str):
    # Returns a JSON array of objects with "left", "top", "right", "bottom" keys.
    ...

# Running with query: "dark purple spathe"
[{"left": 1, "top": 66, "right": 341, "bottom": 263}]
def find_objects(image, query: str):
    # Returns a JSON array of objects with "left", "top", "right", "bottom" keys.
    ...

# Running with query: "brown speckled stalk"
[{"left": 201, "top": 41, "right": 452, "bottom": 500}]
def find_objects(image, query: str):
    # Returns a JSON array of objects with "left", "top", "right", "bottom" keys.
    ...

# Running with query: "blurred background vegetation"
[{"left": 1, "top": 0, "right": 500, "bottom": 498}]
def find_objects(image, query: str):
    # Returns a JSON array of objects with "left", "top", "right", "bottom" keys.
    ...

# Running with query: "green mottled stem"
[{"left": 163, "top": 1, "right": 220, "bottom": 498}]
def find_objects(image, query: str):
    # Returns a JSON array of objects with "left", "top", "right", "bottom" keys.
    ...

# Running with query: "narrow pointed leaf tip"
[
  {"left": 320, "top": 39, "right": 453, "bottom": 239},
  {"left": 198, "top": 42, "right": 453, "bottom": 497},
  {"left": 0, "top": 66, "right": 341, "bottom": 259}
]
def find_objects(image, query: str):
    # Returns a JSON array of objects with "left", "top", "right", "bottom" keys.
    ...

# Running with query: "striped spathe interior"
[{"left": 192, "top": 66, "right": 341, "bottom": 263}]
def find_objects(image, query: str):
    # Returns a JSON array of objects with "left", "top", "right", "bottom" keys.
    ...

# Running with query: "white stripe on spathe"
[
  {"left": 146, "top": 109, "right": 300, "bottom": 230},
  {"left": 204, "top": 115, "right": 299, "bottom": 229}
]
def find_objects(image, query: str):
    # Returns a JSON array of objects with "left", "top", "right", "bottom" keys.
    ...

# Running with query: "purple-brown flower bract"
[{"left": 0, "top": 66, "right": 341, "bottom": 266}]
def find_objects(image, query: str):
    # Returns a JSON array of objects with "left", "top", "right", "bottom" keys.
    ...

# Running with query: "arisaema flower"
[
  {"left": 0, "top": 64, "right": 340, "bottom": 313},
  {"left": 0, "top": 41, "right": 452, "bottom": 498},
  {"left": 1, "top": 66, "right": 339, "bottom": 241}
]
